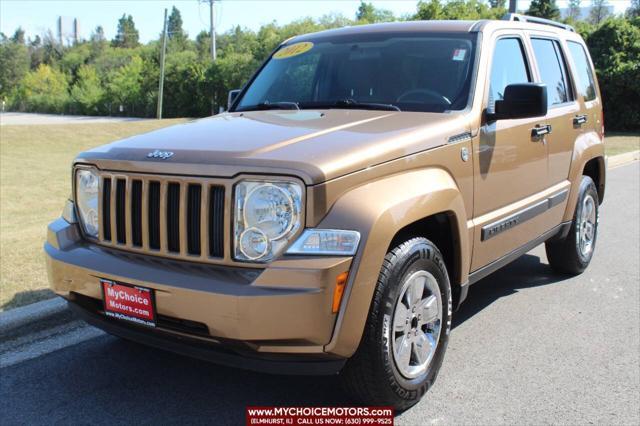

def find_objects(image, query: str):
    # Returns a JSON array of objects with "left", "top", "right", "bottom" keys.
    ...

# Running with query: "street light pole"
[
  {"left": 209, "top": 0, "right": 216, "bottom": 61},
  {"left": 157, "top": 8, "right": 168, "bottom": 119}
]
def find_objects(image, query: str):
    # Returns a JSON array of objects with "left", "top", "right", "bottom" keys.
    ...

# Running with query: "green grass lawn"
[
  {"left": 0, "top": 124, "right": 638, "bottom": 311},
  {"left": 0, "top": 119, "right": 188, "bottom": 311},
  {"left": 604, "top": 132, "right": 640, "bottom": 156}
]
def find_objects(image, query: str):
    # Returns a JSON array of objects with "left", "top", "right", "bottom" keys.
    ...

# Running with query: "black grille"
[
  {"left": 187, "top": 184, "right": 202, "bottom": 255},
  {"left": 209, "top": 186, "right": 225, "bottom": 257},
  {"left": 102, "top": 178, "right": 112, "bottom": 241},
  {"left": 131, "top": 180, "right": 142, "bottom": 247},
  {"left": 100, "top": 177, "right": 225, "bottom": 260},
  {"left": 166, "top": 183, "right": 181, "bottom": 253},
  {"left": 115, "top": 179, "right": 126, "bottom": 244},
  {"left": 148, "top": 182, "right": 161, "bottom": 250}
]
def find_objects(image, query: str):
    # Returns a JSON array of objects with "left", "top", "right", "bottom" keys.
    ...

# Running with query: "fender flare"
[
  {"left": 316, "top": 167, "right": 469, "bottom": 357},
  {"left": 563, "top": 133, "right": 605, "bottom": 222}
]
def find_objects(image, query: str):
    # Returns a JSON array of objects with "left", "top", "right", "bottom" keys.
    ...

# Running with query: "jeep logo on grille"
[{"left": 147, "top": 150, "right": 174, "bottom": 160}]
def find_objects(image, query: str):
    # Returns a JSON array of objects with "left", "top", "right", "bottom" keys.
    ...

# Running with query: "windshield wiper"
[
  {"left": 326, "top": 98, "right": 401, "bottom": 112},
  {"left": 244, "top": 101, "right": 300, "bottom": 111}
]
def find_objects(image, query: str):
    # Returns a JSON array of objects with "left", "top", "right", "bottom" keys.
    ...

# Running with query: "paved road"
[
  {"left": 0, "top": 112, "right": 150, "bottom": 126},
  {"left": 1, "top": 163, "right": 638, "bottom": 425}
]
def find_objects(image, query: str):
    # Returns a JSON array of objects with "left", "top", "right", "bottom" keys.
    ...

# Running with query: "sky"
[{"left": 0, "top": 0, "right": 634, "bottom": 43}]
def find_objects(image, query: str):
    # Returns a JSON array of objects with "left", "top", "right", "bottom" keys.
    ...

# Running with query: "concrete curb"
[
  {"left": 0, "top": 151, "right": 637, "bottom": 337},
  {"left": 608, "top": 150, "right": 639, "bottom": 169},
  {"left": 0, "top": 297, "right": 68, "bottom": 336}
]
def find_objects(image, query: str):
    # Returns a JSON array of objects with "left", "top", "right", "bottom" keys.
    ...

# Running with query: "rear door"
[
  {"left": 565, "top": 40, "right": 603, "bottom": 138},
  {"left": 527, "top": 34, "right": 580, "bottom": 185}
]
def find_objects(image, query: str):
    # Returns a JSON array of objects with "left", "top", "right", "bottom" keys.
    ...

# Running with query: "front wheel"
[
  {"left": 340, "top": 238, "right": 452, "bottom": 410},
  {"left": 546, "top": 175, "right": 599, "bottom": 274}
]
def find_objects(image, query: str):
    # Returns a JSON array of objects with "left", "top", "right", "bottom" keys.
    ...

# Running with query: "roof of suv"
[{"left": 290, "top": 16, "right": 575, "bottom": 43}]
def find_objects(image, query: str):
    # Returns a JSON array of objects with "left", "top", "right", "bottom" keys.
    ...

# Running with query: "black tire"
[
  {"left": 545, "top": 176, "right": 599, "bottom": 275},
  {"left": 340, "top": 238, "right": 452, "bottom": 410}
]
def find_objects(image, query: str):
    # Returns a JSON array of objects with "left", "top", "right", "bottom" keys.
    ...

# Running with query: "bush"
[
  {"left": 12, "top": 64, "right": 69, "bottom": 113},
  {"left": 586, "top": 18, "right": 640, "bottom": 131}
]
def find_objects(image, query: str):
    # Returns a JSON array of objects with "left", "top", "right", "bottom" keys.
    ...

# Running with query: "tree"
[
  {"left": 11, "top": 27, "right": 26, "bottom": 44},
  {"left": 441, "top": 0, "right": 493, "bottom": 20},
  {"left": 489, "top": 0, "right": 506, "bottom": 8},
  {"left": 355, "top": 1, "right": 395, "bottom": 23},
  {"left": 415, "top": 0, "right": 444, "bottom": 20},
  {"left": 589, "top": 0, "right": 610, "bottom": 25},
  {"left": 0, "top": 37, "right": 29, "bottom": 99},
  {"left": 567, "top": 0, "right": 582, "bottom": 21},
  {"left": 13, "top": 64, "right": 69, "bottom": 112},
  {"left": 527, "top": 0, "right": 561, "bottom": 20},
  {"left": 91, "top": 26, "right": 106, "bottom": 43},
  {"left": 167, "top": 6, "right": 188, "bottom": 47},
  {"left": 71, "top": 65, "right": 104, "bottom": 113},
  {"left": 107, "top": 55, "right": 144, "bottom": 113},
  {"left": 628, "top": 0, "right": 640, "bottom": 18},
  {"left": 195, "top": 30, "right": 212, "bottom": 58},
  {"left": 113, "top": 14, "right": 139, "bottom": 48}
]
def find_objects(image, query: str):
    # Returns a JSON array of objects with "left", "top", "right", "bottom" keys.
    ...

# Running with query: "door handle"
[
  {"left": 531, "top": 124, "right": 552, "bottom": 138},
  {"left": 573, "top": 114, "right": 588, "bottom": 126}
]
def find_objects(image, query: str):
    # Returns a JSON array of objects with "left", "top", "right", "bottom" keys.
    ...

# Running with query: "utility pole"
[
  {"left": 209, "top": 0, "right": 216, "bottom": 61},
  {"left": 157, "top": 8, "right": 168, "bottom": 119},
  {"left": 509, "top": 0, "right": 517, "bottom": 13}
]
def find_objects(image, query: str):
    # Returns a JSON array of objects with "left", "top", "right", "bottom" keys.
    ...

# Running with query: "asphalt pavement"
[{"left": 1, "top": 162, "right": 638, "bottom": 425}]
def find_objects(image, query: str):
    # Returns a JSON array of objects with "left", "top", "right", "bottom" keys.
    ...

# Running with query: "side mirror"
[
  {"left": 487, "top": 83, "right": 548, "bottom": 121},
  {"left": 227, "top": 89, "right": 241, "bottom": 111}
]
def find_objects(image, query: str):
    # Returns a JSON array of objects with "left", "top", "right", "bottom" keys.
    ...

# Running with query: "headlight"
[
  {"left": 286, "top": 229, "right": 360, "bottom": 256},
  {"left": 75, "top": 168, "right": 99, "bottom": 238},
  {"left": 234, "top": 180, "right": 302, "bottom": 262}
]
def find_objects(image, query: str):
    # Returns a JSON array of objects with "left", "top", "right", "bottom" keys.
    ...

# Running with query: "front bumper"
[{"left": 46, "top": 218, "right": 353, "bottom": 372}]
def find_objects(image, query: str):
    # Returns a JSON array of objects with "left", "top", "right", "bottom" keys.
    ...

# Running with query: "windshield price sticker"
[
  {"left": 452, "top": 48, "right": 467, "bottom": 61},
  {"left": 273, "top": 42, "right": 314, "bottom": 59}
]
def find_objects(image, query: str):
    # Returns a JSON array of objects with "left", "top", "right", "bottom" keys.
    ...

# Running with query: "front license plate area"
[{"left": 101, "top": 279, "right": 156, "bottom": 327}]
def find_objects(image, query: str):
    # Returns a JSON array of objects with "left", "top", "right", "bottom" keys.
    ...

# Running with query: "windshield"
[{"left": 235, "top": 32, "right": 478, "bottom": 113}]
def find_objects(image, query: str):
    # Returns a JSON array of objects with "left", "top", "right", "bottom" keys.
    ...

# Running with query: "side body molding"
[{"left": 316, "top": 168, "right": 470, "bottom": 357}]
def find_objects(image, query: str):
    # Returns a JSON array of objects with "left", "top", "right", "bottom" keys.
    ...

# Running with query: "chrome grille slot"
[{"left": 95, "top": 172, "right": 228, "bottom": 264}]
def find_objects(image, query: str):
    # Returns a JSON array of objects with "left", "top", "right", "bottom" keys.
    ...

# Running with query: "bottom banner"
[{"left": 246, "top": 406, "right": 394, "bottom": 425}]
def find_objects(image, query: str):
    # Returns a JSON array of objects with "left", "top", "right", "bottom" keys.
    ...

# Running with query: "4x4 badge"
[{"left": 147, "top": 150, "right": 174, "bottom": 160}]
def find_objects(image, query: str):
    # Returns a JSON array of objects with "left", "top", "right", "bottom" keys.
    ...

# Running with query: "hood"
[{"left": 77, "top": 109, "right": 470, "bottom": 185}]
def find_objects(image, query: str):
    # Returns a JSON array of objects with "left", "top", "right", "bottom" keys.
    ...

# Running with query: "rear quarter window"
[{"left": 567, "top": 41, "right": 597, "bottom": 102}]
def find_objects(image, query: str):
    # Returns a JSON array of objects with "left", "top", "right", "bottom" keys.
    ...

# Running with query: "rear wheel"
[
  {"left": 546, "top": 176, "right": 599, "bottom": 274},
  {"left": 340, "top": 238, "right": 452, "bottom": 410}
]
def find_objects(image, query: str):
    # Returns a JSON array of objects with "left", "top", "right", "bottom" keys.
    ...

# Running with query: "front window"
[
  {"left": 487, "top": 37, "right": 531, "bottom": 113},
  {"left": 235, "top": 32, "right": 478, "bottom": 113}
]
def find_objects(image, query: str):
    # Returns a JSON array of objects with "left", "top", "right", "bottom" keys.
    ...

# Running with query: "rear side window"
[
  {"left": 488, "top": 38, "right": 530, "bottom": 112},
  {"left": 567, "top": 41, "right": 597, "bottom": 101},
  {"left": 531, "top": 38, "right": 572, "bottom": 106}
]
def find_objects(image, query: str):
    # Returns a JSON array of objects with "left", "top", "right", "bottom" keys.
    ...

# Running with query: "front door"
[{"left": 471, "top": 34, "right": 550, "bottom": 270}]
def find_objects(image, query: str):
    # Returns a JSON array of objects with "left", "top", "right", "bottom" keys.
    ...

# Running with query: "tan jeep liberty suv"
[{"left": 46, "top": 14, "right": 605, "bottom": 409}]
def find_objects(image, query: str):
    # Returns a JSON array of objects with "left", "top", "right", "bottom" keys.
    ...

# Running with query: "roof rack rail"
[{"left": 502, "top": 13, "right": 575, "bottom": 32}]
